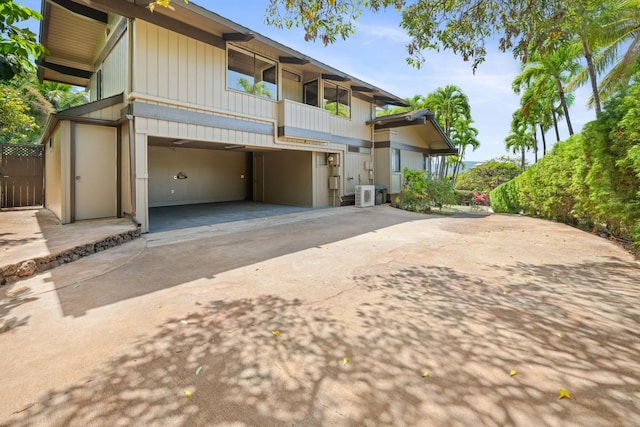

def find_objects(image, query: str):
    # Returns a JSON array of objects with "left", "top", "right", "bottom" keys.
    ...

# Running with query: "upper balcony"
[{"left": 277, "top": 99, "right": 335, "bottom": 143}]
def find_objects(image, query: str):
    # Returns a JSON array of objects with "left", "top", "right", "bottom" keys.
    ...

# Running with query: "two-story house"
[{"left": 37, "top": 0, "right": 457, "bottom": 233}]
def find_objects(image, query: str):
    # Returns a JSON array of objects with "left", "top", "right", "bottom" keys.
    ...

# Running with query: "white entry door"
[{"left": 75, "top": 124, "right": 117, "bottom": 220}]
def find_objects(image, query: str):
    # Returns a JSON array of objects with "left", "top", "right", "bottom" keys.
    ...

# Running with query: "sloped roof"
[
  {"left": 38, "top": 0, "right": 410, "bottom": 107},
  {"left": 367, "top": 109, "right": 458, "bottom": 154}
]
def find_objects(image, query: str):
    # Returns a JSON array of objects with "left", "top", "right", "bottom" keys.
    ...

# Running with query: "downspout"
[{"left": 126, "top": 18, "right": 139, "bottom": 227}]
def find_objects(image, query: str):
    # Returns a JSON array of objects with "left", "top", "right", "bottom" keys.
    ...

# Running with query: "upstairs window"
[
  {"left": 227, "top": 46, "right": 277, "bottom": 100},
  {"left": 323, "top": 81, "right": 350, "bottom": 118},
  {"left": 303, "top": 79, "right": 319, "bottom": 107}
]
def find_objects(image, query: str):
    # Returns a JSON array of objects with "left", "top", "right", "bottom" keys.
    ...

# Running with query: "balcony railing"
[{"left": 277, "top": 99, "right": 333, "bottom": 143}]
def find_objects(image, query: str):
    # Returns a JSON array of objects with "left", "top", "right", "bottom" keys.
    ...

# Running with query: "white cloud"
[{"left": 354, "top": 22, "right": 411, "bottom": 44}]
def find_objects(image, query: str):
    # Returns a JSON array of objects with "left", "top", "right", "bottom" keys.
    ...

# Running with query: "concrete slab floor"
[
  {"left": 0, "top": 208, "right": 138, "bottom": 269},
  {"left": 148, "top": 201, "right": 317, "bottom": 233},
  {"left": 1, "top": 206, "right": 640, "bottom": 426}
]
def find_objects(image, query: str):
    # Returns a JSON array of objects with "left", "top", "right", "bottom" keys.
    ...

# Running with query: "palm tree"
[
  {"left": 586, "top": 0, "right": 640, "bottom": 108},
  {"left": 557, "top": 0, "right": 639, "bottom": 115},
  {"left": 423, "top": 85, "right": 472, "bottom": 177},
  {"left": 450, "top": 118, "right": 479, "bottom": 182},
  {"left": 424, "top": 85, "right": 470, "bottom": 137},
  {"left": 505, "top": 110, "right": 534, "bottom": 170},
  {"left": 237, "top": 77, "right": 274, "bottom": 99},
  {"left": 38, "top": 81, "right": 89, "bottom": 111},
  {"left": 516, "top": 44, "right": 581, "bottom": 136}
]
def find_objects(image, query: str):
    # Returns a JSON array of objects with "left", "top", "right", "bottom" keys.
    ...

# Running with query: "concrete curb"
[{"left": 0, "top": 228, "right": 141, "bottom": 286}]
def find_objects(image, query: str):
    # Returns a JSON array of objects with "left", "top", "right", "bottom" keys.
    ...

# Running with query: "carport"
[{"left": 146, "top": 137, "right": 317, "bottom": 232}]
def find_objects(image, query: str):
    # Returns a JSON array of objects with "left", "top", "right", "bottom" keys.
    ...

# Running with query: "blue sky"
[{"left": 20, "top": 0, "right": 597, "bottom": 162}]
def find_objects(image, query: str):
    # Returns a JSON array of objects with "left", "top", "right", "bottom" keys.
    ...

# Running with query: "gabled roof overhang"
[
  {"left": 367, "top": 109, "right": 458, "bottom": 155},
  {"left": 38, "top": 0, "right": 410, "bottom": 107},
  {"left": 38, "top": 0, "right": 110, "bottom": 86}
]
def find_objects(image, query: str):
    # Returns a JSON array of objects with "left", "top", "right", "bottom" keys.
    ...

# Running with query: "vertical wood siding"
[
  {"left": 401, "top": 150, "right": 425, "bottom": 171},
  {"left": 313, "top": 152, "right": 332, "bottom": 207},
  {"left": 344, "top": 152, "right": 372, "bottom": 195},
  {"left": 120, "top": 122, "right": 132, "bottom": 215},
  {"left": 135, "top": 21, "right": 276, "bottom": 120},
  {"left": 101, "top": 31, "right": 128, "bottom": 99},
  {"left": 45, "top": 127, "right": 63, "bottom": 218},
  {"left": 374, "top": 147, "right": 391, "bottom": 193},
  {"left": 282, "top": 70, "right": 303, "bottom": 102},
  {"left": 134, "top": 21, "right": 374, "bottom": 148}
]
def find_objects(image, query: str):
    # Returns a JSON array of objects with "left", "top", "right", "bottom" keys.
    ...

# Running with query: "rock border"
[{"left": 0, "top": 229, "right": 141, "bottom": 286}]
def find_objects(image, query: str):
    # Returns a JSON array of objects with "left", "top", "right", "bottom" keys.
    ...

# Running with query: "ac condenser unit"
[{"left": 355, "top": 185, "right": 375, "bottom": 207}]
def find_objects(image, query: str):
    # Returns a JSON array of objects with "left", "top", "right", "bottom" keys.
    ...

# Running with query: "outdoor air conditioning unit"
[{"left": 355, "top": 185, "right": 375, "bottom": 207}]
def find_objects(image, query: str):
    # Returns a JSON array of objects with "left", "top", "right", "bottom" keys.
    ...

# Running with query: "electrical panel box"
[
  {"left": 329, "top": 176, "right": 339, "bottom": 190},
  {"left": 327, "top": 153, "right": 340, "bottom": 166}
]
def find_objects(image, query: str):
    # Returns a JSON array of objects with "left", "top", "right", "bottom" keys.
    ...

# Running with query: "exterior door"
[
  {"left": 74, "top": 124, "right": 117, "bottom": 220},
  {"left": 253, "top": 152, "right": 264, "bottom": 202}
]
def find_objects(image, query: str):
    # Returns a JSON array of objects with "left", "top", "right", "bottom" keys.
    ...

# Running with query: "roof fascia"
[
  {"left": 36, "top": 60, "right": 93, "bottom": 79},
  {"left": 374, "top": 117, "right": 427, "bottom": 130}
]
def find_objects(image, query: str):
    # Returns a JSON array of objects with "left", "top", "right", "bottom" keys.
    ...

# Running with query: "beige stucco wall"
[
  {"left": 263, "top": 150, "right": 312, "bottom": 206},
  {"left": 147, "top": 145, "right": 248, "bottom": 207}
]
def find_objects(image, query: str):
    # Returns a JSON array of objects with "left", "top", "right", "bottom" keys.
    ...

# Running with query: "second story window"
[
  {"left": 227, "top": 46, "right": 277, "bottom": 100},
  {"left": 323, "top": 81, "right": 350, "bottom": 118},
  {"left": 303, "top": 79, "right": 319, "bottom": 107}
]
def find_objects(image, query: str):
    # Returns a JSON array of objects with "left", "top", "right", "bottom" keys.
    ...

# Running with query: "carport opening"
[{"left": 146, "top": 138, "right": 315, "bottom": 232}]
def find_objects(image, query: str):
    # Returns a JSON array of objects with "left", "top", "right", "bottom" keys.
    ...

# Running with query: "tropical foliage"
[
  {"left": 455, "top": 157, "right": 522, "bottom": 195},
  {"left": 1, "top": 75, "right": 88, "bottom": 144},
  {"left": 0, "top": 83, "right": 38, "bottom": 143},
  {"left": 396, "top": 167, "right": 456, "bottom": 213},
  {"left": 491, "top": 70, "right": 640, "bottom": 248},
  {"left": 0, "top": 0, "right": 43, "bottom": 80}
]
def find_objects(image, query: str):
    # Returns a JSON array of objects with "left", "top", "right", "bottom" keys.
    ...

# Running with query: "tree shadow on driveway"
[
  {"left": 6, "top": 257, "right": 640, "bottom": 426},
  {"left": 47, "top": 207, "right": 427, "bottom": 317}
]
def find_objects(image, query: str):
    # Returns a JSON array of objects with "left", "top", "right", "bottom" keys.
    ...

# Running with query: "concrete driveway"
[{"left": 1, "top": 206, "right": 639, "bottom": 426}]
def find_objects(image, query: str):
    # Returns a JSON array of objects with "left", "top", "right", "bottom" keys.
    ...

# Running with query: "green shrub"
[
  {"left": 490, "top": 179, "right": 521, "bottom": 213},
  {"left": 499, "top": 67, "right": 640, "bottom": 249},
  {"left": 398, "top": 168, "right": 456, "bottom": 213},
  {"left": 455, "top": 157, "right": 521, "bottom": 194},
  {"left": 454, "top": 190, "right": 474, "bottom": 205}
]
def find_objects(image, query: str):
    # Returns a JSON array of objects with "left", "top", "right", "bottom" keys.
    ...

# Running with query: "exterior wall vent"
[{"left": 355, "top": 185, "right": 375, "bottom": 207}]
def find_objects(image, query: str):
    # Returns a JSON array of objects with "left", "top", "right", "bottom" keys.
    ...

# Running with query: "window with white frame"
[
  {"left": 227, "top": 46, "right": 277, "bottom": 100},
  {"left": 391, "top": 148, "right": 401, "bottom": 172}
]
